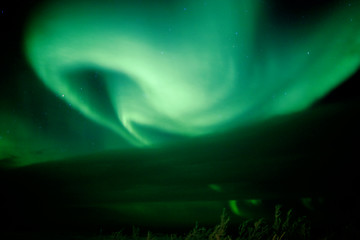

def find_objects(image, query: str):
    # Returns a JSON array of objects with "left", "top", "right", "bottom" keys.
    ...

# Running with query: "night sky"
[{"left": 1, "top": 0, "right": 359, "bottom": 238}]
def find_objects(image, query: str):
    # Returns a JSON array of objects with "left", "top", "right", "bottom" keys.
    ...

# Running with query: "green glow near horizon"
[
  {"left": 208, "top": 184, "right": 222, "bottom": 192},
  {"left": 0, "top": 113, "right": 63, "bottom": 166},
  {"left": 229, "top": 199, "right": 263, "bottom": 216},
  {"left": 229, "top": 200, "right": 241, "bottom": 216},
  {"left": 245, "top": 199, "right": 262, "bottom": 206},
  {"left": 25, "top": 0, "right": 360, "bottom": 146}
]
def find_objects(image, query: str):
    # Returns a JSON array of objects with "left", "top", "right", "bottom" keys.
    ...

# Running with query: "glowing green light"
[
  {"left": 229, "top": 200, "right": 241, "bottom": 216},
  {"left": 208, "top": 184, "right": 222, "bottom": 192},
  {"left": 25, "top": 0, "right": 360, "bottom": 146},
  {"left": 0, "top": 113, "right": 63, "bottom": 166},
  {"left": 245, "top": 199, "right": 262, "bottom": 206}
]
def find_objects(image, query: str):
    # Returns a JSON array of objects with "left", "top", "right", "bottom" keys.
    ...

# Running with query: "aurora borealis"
[
  {"left": 1, "top": 0, "right": 360, "bottom": 238},
  {"left": 24, "top": 0, "right": 360, "bottom": 146}
]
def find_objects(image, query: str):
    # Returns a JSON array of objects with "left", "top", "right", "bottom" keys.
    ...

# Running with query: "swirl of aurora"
[{"left": 25, "top": 0, "right": 360, "bottom": 146}]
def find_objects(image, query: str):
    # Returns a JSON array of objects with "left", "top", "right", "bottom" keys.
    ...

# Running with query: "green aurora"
[
  {"left": 25, "top": 0, "right": 360, "bottom": 146},
  {"left": 1, "top": 0, "right": 360, "bottom": 236}
]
